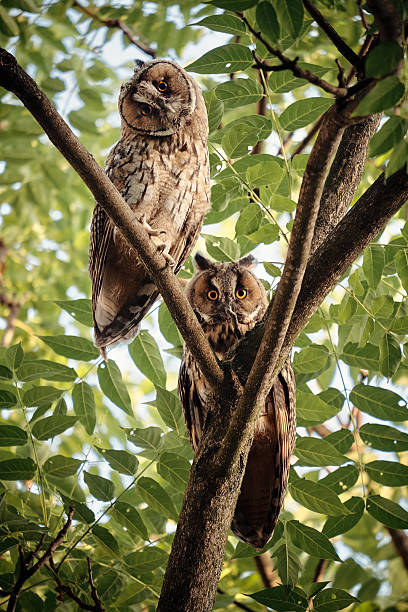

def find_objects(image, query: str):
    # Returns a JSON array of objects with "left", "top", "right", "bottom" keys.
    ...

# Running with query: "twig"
[
  {"left": 87, "top": 558, "right": 105, "bottom": 611},
  {"left": 302, "top": 0, "right": 363, "bottom": 70},
  {"left": 238, "top": 13, "right": 348, "bottom": 98},
  {"left": 73, "top": 0, "right": 156, "bottom": 58},
  {"left": 388, "top": 528, "right": 408, "bottom": 572},
  {"left": 6, "top": 507, "right": 74, "bottom": 612},
  {"left": 254, "top": 552, "right": 280, "bottom": 588},
  {"left": 0, "top": 48, "right": 224, "bottom": 392}
]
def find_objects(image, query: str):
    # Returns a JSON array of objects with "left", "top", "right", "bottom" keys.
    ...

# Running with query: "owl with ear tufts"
[
  {"left": 89, "top": 59, "right": 210, "bottom": 358},
  {"left": 178, "top": 253, "right": 296, "bottom": 549}
]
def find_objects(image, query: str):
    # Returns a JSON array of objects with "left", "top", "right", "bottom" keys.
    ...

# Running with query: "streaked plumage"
[
  {"left": 178, "top": 254, "right": 296, "bottom": 549},
  {"left": 89, "top": 59, "right": 210, "bottom": 357}
]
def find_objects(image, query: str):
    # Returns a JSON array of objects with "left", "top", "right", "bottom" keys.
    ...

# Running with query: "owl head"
[
  {"left": 186, "top": 253, "right": 268, "bottom": 330},
  {"left": 118, "top": 59, "right": 206, "bottom": 137}
]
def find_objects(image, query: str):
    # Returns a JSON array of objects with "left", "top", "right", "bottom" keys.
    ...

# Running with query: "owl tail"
[{"left": 231, "top": 366, "right": 296, "bottom": 550}]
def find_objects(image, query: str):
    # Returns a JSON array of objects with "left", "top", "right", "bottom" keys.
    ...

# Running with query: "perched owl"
[
  {"left": 89, "top": 59, "right": 210, "bottom": 357},
  {"left": 178, "top": 254, "right": 296, "bottom": 549}
]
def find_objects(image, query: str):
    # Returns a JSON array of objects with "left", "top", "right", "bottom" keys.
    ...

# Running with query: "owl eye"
[
  {"left": 207, "top": 289, "right": 219, "bottom": 301},
  {"left": 157, "top": 80, "right": 168, "bottom": 92},
  {"left": 236, "top": 287, "right": 247, "bottom": 299},
  {"left": 141, "top": 104, "right": 153, "bottom": 116}
]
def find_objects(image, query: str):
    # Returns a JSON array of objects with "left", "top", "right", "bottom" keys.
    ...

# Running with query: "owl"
[
  {"left": 89, "top": 59, "right": 210, "bottom": 358},
  {"left": 178, "top": 253, "right": 296, "bottom": 549}
]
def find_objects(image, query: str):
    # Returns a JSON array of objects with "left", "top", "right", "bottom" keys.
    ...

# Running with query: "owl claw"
[
  {"left": 158, "top": 244, "right": 175, "bottom": 267},
  {"left": 140, "top": 214, "right": 165, "bottom": 238}
]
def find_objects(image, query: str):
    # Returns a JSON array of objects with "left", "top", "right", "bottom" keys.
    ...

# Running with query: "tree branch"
[
  {"left": 73, "top": 0, "right": 157, "bottom": 58},
  {"left": 0, "top": 48, "right": 223, "bottom": 391},
  {"left": 366, "top": 0, "right": 402, "bottom": 42},
  {"left": 302, "top": 0, "right": 363, "bottom": 69},
  {"left": 388, "top": 528, "right": 408, "bottom": 572}
]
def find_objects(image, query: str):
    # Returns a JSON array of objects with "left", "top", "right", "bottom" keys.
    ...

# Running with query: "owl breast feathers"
[
  {"left": 178, "top": 253, "right": 296, "bottom": 549},
  {"left": 89, "top": 59, "right": 210, "bottom": 357}
]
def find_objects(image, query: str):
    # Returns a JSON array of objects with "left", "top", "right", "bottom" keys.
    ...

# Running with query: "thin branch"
[
  {"left": 73, "top": 0, "right": 157, "bottom": 58},
  {"left": 6, "top": 507, "right": 74, "bottom": 612},
  {"left": 254, "top": 552, "right": 280, "bottom": 588},
  {"left": 87, "top": 558, "right": 105, "bottom": 611},
  {"left": 0, "top": 48, "right": 224, "bottom": 391},
  {"left": 388, "top": 528, "right": 408, "bottom": 572},
  {"left": 302, "top": 0, "right": 363, "bottom": 69}
]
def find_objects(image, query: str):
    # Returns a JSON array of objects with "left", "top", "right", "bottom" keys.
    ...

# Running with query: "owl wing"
[
  {"left": 232, "top": 360, "right": 296, "bottom": 549},
  {"left": 89, "top": 203, "right": 114, "bottom": 316},
  {"left": 178, "top": 350, "right": 209, "bottom": 453}
]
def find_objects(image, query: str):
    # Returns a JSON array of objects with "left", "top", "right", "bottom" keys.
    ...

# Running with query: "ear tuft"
[
  {"left": 194, "top": 252, "right": 213, "bottom": 271},
  {"left": 134, "top": 59, "right": 145, "bottom": 72},
  {"left": 238, "top": 254, "right": 256, "bottom": 269}
]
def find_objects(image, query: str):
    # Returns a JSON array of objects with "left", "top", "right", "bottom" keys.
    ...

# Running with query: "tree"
[{"left": 0, "top": 0, "right": 407, "bottom": 611}]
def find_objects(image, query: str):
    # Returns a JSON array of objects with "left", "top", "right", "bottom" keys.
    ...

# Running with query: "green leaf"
[
  {"left": 366, "top": 494, "right": 408, "bottom": 529},
  {"left": 127, "top": 426, "right": 163, "bottom": 454},
  {"left": 39, "top": 335, "right": 99, "bottom": 361},
  {"left": 0, "top": 6, "right": 19, "bottom": 36},
  {"left": 293, "top": 345, "right": 329, "bottom": 374},
  {"left": 290, "top": 479, "right": 350, "bottom": 516},
  {"left": 359, "top": 423, "right": 408, "bottom": 451},
  {"left": 350, "top": 384, "right": 407, "bottom": 421},
  {"left": 355, "top": 76, "right": 404, "bottom": 115},
  {"left": 97, "top": 360, "right": 132, "bottom": 416},
  {"left": 0, "top": 390, "right": 17, "bottom": 409},
  {"left": 215, "top": 78, "right": 264, "bottom": 109},
  {"left": 84, "top": 471, "right": 115, "bottom": 501},
  {"left": 366, "top": 41, "right": 404, "bottom": 78},
  {"left": 126, "top": 547, "right": 168, "bottom": 571},
  {"left": 256, "top": 2, "right": 280, "bottom": 43},
  {"left": 17, "top": 360, "right": 77, "bottom": 382},
  {"left": 97, "top": 448, "right": 138, "bottom": 475},
  {"left": 153, "top": 387, "right": 184, "bottom": 432},
  {"left": 137, "top": 476, "right": 178, "bottom": 521},
  {"left": 386, "top": 139, "right": 408, "bottom": 177},
  {"left": 111, "top": 502, "right": 148, "bottom": 540},
  {"left": 269, "top": 63, "right": 330, "bottom": 93},
  {"left": 204, "top": 90, "right": 224, "bottom": 133},
  {"left": 6, "top": 343, "right": 24, "bottom": 370},
  {"left": 365, "top": 460, "right": 408, "bottom": 486},
  {"left": 92, "top": 525, "right": 119, "bottom": 554},
  {"left": 391, "top": 315, "right": 408, "bottom": 335},
  {"left": 55, "top": 299, "right": 93, "bottom": 327},
  {"left": 319, "top": 465, "right": 359, "bottom": 495},
  {"left": 340, "top": 342, "right": 379, "bottom": 370},
  {"left": 235, "top": 205, "right": 263, "bottom": 237},
  {"left": 206, "top": 0, "right": 257, "bottom": 9},
  {"left": 322, "top": 497, "right": 364, "bottom": 538},
  {"left": 287, "top": 520, "right": 341, "bottom": 560},
  {"left": 0, "top": 425, "right": 27, "bottom": 447},
  {"left": 279, "top": 98, "right": 332, "bottom": 131},
  {"left": 250, "top": 222, "right": 280, "bottom": 245},
  {"left": 396, "top": 249, "right": 408, "bottom": 293},
  {"left": 0, "top": 365, "right": 12, "bottom": 380},
  {"left": 158, "top": 304, "right": 183, "bottom": 346},
  {"left": 32, "top": 415, "right": 78, "bottom": 440},
  {"left": 369, "top": 116, "right": 408, "bottom": 156},
  {"left": 379, "top": 333, "right": 401, "bottom": 378},
  {"left": 192, "top": 14, "right": 246, "bottom": 36},
  {"left": 129, "top": 330, "right": 166, "bottom": 388},
  {"left": 273, "top": 542, "right": 300, "bottom": 587},
  {"left": 247, "top": 585, "right": 308, "bottom": 611},
  {"left": 222, "top": 125, "right": 260, "bottom": 158},
  {"left": 324, "top": 430, "right": 354, "bottom": 454},
  {"left": 43, "top": 455, "right": 82, "bottom": 478},
  {"left": 203, "top": 234, "right": 240, "bottom": 262},
  {"left": 62, "top": 496, "right": 95, "bottom": 524},
  {"left": 246, "top": 160, "right": 282, "bottom": 186},
  {"left": 274, "top": 0, "right": 304, "bottom": 39},
  {"left": 72, "top": 382, "right": 96, "bottom": 436},
  {"left": 0, "top": 458, "right": 36, "bottom": 481},
  {"left": 187, "top": 44, "right": 253, "bottom": 74},
  {"left": 22, "top": 386, "right": 62, "bottom": 408},
  {"left": 296, "top": 389, "right": 340, "bottom": 426},
  {"left": 294, "top": 437, "right": 348, "bottom": 467},
  {"left": 313, "top": 588, "right": 359, "bottom": 612},
  {"left": 362, "top": 245, "right": 384, "bottom": 289},
  {"left": 157, "top": 452, "right": 190, "bottom": 490}
]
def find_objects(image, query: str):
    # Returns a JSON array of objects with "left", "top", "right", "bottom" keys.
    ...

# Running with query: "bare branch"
[
  {"left": 366, "top": 0, "right": 402, "bottom": 42},
  {"left": 388, "top": 528, "right": 408, "bottom": 572},
  {"left": 87, "top": 558, "right": 105, "bottom": 611},
  {"left": 0, "top": 48, "right": 223, "bottom": 391},
  {"left": 73, "top": 0, "right": 157, "bottom": 58},
  {"left": 302, "top": 0, "right": 363, "bottom": 69}
]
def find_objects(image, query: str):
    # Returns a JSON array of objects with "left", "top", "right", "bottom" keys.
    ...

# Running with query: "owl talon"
[
  {"left": 140, "top": 214, "right": 165, "bottom": 238},
  {"left": 158, "top": 244, "right": 175, "bottom": 267}
]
